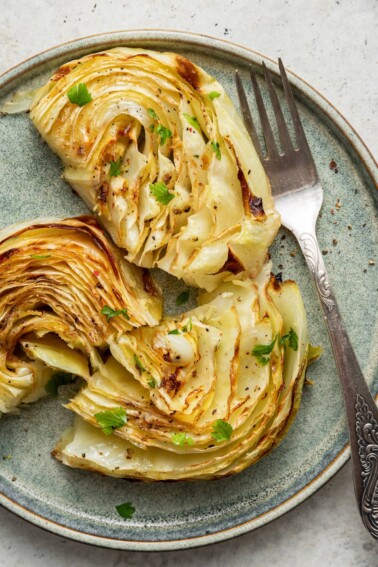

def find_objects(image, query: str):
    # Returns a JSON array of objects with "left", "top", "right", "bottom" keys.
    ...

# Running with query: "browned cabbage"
[
  {"left": 0, "top": 216, "right": 162, "bottom": 414},
  {"left": 29, "top": 47, "right": 280, "bottom": 291},
  {"left": 54, "top": 264, "right": 319, "bottom": 480}
]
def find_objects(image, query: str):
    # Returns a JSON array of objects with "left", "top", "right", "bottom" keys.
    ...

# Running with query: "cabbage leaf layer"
[
  {"left": 0, "top": 216, "right": 162, "bottom": 414},
  {"left": 30, "top": 47, "right": 280, "bottom": 290},
  {"left": 54, "top": 264, "right": 316, "bottom": 480}
]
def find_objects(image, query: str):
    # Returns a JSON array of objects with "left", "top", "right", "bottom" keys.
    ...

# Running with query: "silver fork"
[{"left": 235, "top": 60, "right": 378, "bottom": 540}]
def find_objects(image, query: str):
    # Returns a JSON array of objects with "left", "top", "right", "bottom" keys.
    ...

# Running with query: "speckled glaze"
[{"left": 0, "top": 30, "right": 377, "bottom": 551}]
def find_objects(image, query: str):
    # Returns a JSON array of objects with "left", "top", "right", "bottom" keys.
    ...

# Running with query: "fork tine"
[
  {"left": 278, "top": 58, "right": 309, "bottom": 150},
  {"left": 262, "top": 62, "right": 293, "bottom": 155},
  {"left": 235, "top": 70, "right": 262, "bottom": 159},
  {"left": 249, "top": 67, "right": 279, "bottom": 159}
]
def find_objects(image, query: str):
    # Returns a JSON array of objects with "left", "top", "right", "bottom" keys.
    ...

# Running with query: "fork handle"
[{"left": 296, "top": 229, "right": 378, "bottom": 540}]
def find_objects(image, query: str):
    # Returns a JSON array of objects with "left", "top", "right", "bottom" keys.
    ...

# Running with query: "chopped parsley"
[
  {"left": 251, "top": 336, "right": 277, "bottom": 366},
  {"left": 182, "top": 318, "right": 193, "bottom": 333},
  {"left": 279, "top": 328, "right": 298, "bottom": 351},
  {"left": 148, "top": 108, "right": 159, "bottom": 120},
  {"left": 168, "top": 318, "right": 192, "bottom": 335},
  {"left": 148, "top": 108, "right": 172, "bottom": 145},
  {"left": 150, "top": 181, "right": 175, "bottom": 205},
  {"left": 116, "top": 502, "right": 135, "bottom": 519},
  {"left": 30, "top": 254, "right": 51, "bottom": 259},
  {"left": 134, "top": 354, "right": 146, "bottom": 372},
  {"left": 171, "top": 432, "right": 194, "bottom": 447},
  {"left": 45, "top": 372, "right": 77, "bottom": 397},
  {"left": 155, "top": 124, "right": 172, "bottom": 146},
  {"left": 211, "top": 141, "right": 221, "bottom": 160},
  {"left": 109, "top": 157, "right": 122, "bottom": 177},
  {"left": 212, "top": 419, "right": 233, "bottom": 442},
  {"left": 176, "top": 290, "right": 190, "bottom": 306},
  {"left": 95, "top": 407, "right": 127, "bottom": 435},
  {"left": 183, "top": 113, "right": 201, "bottom": 131},
  {"left": 208, "top": 91, "right": 221, "bottom": 100},
  {"left": 147, "top": 376, "right": 158, "bottom": 388},
  {"left": 67, "top": 83, "right": 92, "bottom": 107},
  {"left": 101, "top": 305, "right": 130, "bottom": 322}
]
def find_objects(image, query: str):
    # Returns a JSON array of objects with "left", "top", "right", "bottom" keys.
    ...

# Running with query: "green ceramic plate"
[{"left": 0, "top": 30, "right": 377, "bottom": 551}]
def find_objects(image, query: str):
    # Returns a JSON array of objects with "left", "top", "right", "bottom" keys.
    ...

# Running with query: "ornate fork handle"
[{"left": 296, "top": 229, "right": 378, "bottom": 540}]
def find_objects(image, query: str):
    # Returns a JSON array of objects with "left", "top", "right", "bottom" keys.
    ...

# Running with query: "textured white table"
[{"left": 0, "top": 1, "right": 377, "bottom": 565}]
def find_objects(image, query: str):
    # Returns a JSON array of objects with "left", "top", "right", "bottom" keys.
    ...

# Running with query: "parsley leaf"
[
  {"left": 148, "top": 108, "right": 159, "bottom": 120},
  {"left": 134, "top": 354, "right": 146, "bottom": 372},
  {"left": 147, "top": 376, "right": 158, "bottom": 388},
  {"left": 168, "top": 329, "right": 180, "bottom": 335},
  {"left": 30, "top": 254, "right": 51, "bottom": 259},
  {"left": 183, "top": 113, "right": 201, "bottom": 131},
  {"left": 279, "top": 328, "right": 298, "bottom": 351},
  {"left": 109, "top": 157, "right": 122, "bottom": 177},
  {"left": 171, "top": 432, "right": 194, "bottom": 447},
  {"left": 95, "top": 407, "right": 127, "bottom": 435},
  {"left": 211, "top": 141, "right": 221, "bottom": 160},
  {"left": 116, "top": 502, "right": 135, "bottom": 519},
  {"left": 212, "top": 419, "right": 233, "bottom": 442},
  {"left": 150, "top": 182, "right": 175, "bottom": 205},
  {"left": 182, "top": 318, "right": 193, "bottom": 333},
  {"left": 67, "top": 83, "right": 92, "bottom": 107},
  {"left": 176, "top": 290, "right": 190, "bottom": 306},
  {"left": 148, "top": 108, "right": 172, "bottom": 145},
  {"left": 101, "top": 305, "right": 129, "bottom": 322},
  {"left": 251, "top": 336, "right": 277, "bottom": 366},
  {"left": 155, "top": 124, "right": 172, "bottom": 146},
  {"left": 208, "top": 91, "right": 221, "bottom": 100},
  {"left": 45, "top": 372, "right": 76, "bottom": 398}
]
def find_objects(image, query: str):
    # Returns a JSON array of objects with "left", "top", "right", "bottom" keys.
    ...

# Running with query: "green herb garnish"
[
  {"left": 134, "top": 354, "right": 146, "bottom": 372},
  {"left": 30, "top": 254, "right": 51, "bottom": 259},
  {"left": 182, "top": 318, "right": 193, "bottom": 333},
  {"left": 208, "top": 91, "right": 221, "bottom": 100},
  {"left": 45, "top": 372, "right": 76, "bottom": 398},
  {"left": 101, "top": 305, "right": 129, "bottom": 322},
  {"left": 95, "top": 407, "right": 127, "bottom": 435},
  {"left": 148, "top": 108, "right": 159, "bottom": 120},
  {"left": 211, "top": 141, "right": 221, "bottom": 160},
  {"left": 147, "top": 376, "right": 158, "bottom": 388},
  {"left": 109, "top": 157, "right": 122, "bottom": 177},
  {"left": 183, "top": 113, "right": 201, "bottom": 131},
  {"left": 168, "top": 329, "right": 181, "bottom": 335},
  {"left": 150, "top": 181, "right": 175, "bottom": 205},
  {"left": 251, "top": 336, "right": 277, "bottom": 366},
  {"left": 67, "top": 83, "right": 92, "bottom": 107},
  {"left": 155, "top": 124, "right": 172, "bottom": 146},
  {"left": 176, "top": 290, "right": 190, "bottom": 306},
  {"left": 279, "top": 328, "right": 298, "bottom": 351},
  {"left": 171, "top": 432, "right": 194, "bottom": 447},
  {"left": 212, "top": 419, "right": 233, "bottom": 442},
  {"left": 148, "top": 108, "right": 172, "bottom": 145},
  {"left": 116, "top": 502, "right": 135, "bottom": 519}
]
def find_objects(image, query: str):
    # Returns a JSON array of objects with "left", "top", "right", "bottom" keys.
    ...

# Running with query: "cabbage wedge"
[
  {"left": 0, "top": 216, "right": 162, "bottom": 414},
  {"left": 54, "top": 265, "right": 317, "bottom": 480},
  {"left": 29, "top": 47, "right": 280, "bottom": 290}
]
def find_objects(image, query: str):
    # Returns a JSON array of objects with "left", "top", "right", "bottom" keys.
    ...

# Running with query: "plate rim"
[{"left": 0, "top": 29, "right": 376, "bottom": 552}]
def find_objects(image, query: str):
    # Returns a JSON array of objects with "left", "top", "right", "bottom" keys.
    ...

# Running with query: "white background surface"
[{"left": 0, "top": 1, "right": 377, "bottom": 565}]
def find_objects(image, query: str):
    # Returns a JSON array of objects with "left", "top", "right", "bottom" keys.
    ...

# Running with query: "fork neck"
[{"left": 275, "top": 186, "right": 322, "bottom": 238}]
